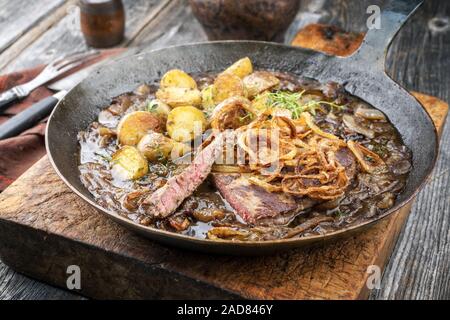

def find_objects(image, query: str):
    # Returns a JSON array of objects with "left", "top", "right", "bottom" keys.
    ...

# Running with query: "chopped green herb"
[
  {"left": 156, "top": 148, "right": 166, "bottom": 162},
  {"left": 201, "top": 85, "right": 215, "bottom": 109},
  {"left": 334, "top": 210, "right": 347, "bottom": 218},
  {"left": 370, "top": 144, "right": 388, "bottom": 158},
  {"left": 203, "top": 109, "right": 213, "bottom": 119},
  {"left": 147, "top": 100, "right": 159, "bottom": 112},
  {"left": 263, "top": 90, "right": 306, "bottom": 119},
  {"left": 262, "top": 90, "right": 345, "bottom": 119},
  {"left": 238, "top": 112, "right": 254, "bottom": 123},
  {"left": 94, "top": 152, "right": 111, "bottom": 162}
]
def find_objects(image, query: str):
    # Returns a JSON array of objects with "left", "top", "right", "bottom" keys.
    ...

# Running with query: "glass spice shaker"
[{"left": 79, "top": 0, "right": 125, "bottom": 48}]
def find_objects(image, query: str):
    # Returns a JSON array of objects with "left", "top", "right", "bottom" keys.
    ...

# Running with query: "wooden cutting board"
[{"left": 0, "top": 25, "right": 447, "bottom": 300}]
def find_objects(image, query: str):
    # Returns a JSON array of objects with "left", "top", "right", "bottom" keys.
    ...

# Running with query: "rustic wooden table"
[{"left": 0, "top": 0, "right": 448, "bottom": 300}]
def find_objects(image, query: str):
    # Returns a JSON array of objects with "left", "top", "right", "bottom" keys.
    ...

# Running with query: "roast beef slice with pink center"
[{"left": 211, "top": 173, "right": 315, "bottom": 225}]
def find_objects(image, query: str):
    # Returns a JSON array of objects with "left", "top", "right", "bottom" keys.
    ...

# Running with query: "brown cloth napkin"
[
  {"left": 0, "top": 48, "right": 125, "bottom": 191},
  {"left": 0, "top": 66, "right": 50, "bottom": 190}
]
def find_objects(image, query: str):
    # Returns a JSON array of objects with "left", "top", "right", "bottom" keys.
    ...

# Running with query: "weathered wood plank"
[
  {"left": 132, "top": 0, "right": 207, "bottom": 49},
  {"left": 0, "top": 0, "right": 76, "bottom": 72},
  {"left": 0, "top": 0, "right": 65, "bottom": 54},
  {"left": 370, "top": 0, "right": 450, "bottom": 300},
  {"left": 2, "top": 0, "right": 170, "bottom": 72},
  {"left": 0, "top": 262, "right": 84, "bottom": 300}
]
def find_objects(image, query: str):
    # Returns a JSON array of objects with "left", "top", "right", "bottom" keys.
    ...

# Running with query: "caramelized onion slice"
[
  {"left": 212, "top": 165, "right": 247, "bottom": 173},
  {"left": 347, "top": 140, "right": 386, "bottom": 173},
  {"left": 301, "top": 112, "right": 340, "bottom": 140},
  {"left": 343, "top": 114, "right": 375, "bottom": 138},
  {"left": 247, "top": 176, "right": 283, "bottom": 192},
  {"left": 211, "top": 96, "right": 256, "bottom": 131},
  {"left": 207, "top": 227, "right": 250, "bottom": 241},
  {"left": 355, "top": 105, "right": 386, "bottom": 120}
]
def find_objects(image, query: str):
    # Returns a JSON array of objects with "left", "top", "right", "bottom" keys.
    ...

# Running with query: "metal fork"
[{"left": 0, "top": 50, "right": 99, "bottom": 112}]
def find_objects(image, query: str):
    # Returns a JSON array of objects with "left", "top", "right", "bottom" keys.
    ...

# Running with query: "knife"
[{"left": 0, "top": 59, "right": 109, "bottom": 140}]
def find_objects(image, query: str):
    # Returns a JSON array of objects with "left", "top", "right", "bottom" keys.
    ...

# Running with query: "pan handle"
[{"left": 347, "top": 0, "right": 423, "bottom": 70}]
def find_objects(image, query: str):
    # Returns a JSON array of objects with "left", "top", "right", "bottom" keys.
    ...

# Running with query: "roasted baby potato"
[
  {"left": 137, "top": 131, "right": 191, "bottom": 161},
  {"left": 223, "top": 57, "right": 253, "bottom": 78},
  {"left": 160, "top": 69, "right": 197, "bottom": 89},
  {"left": 111, "top": 146, "right": 148, "bottom": 180},
  {"left": 156, "top": 87, "right": 202, "bottom": 107},
  {"left": 243, "top": 71, "right": 280, "bottom": 98},
  {"left": 117, "top": 111, "right": 165, "bottom": 146},
  {"left": 213, "top": 73, "right": 246, "bottom": 104},
  {"left": 167, "top": 106, "right": 207, "bottom": 142}
]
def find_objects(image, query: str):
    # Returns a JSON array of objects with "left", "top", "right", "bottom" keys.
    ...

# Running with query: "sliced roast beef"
[
  {"left": 212, "top": 173, "right": 315, "bottom": 225},
  {"left": 140, "top": 133, "right": 225, "bottom": 218}
]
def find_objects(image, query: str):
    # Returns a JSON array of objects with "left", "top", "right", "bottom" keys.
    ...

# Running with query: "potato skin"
[
  {"left": 213, "top": 73, "right": 246, "bottom": 104},
  {"left": 223, "top": 57, "right": 253, "bottom": 78},
  {"left": 117, "top": 111, "right": 165, "bottom": 146},
  {"left": 156, "top": 87, "right": 202, "bottom": 107},
  {"left": 166, "top": 106, "right": 207, "bottom": 142},
  {"left": 243, "top": 71, "right": 280, "bottom": 98},
  {"left": 160, "top": 69, "right": 197, "bottom": 89},
  {"left": 111, "top": 146, "right": 148, "bottom": 180}
]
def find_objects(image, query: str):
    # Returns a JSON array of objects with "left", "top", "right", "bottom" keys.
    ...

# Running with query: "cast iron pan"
[{"left": 46, "top": 0, "right": 438, "bottom": 255}]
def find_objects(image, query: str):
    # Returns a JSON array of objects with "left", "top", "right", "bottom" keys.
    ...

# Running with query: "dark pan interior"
[{"left": 46, "top": 41, "right": 438, "bottom": 254}]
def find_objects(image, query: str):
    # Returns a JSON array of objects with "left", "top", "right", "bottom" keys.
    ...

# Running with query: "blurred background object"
[
  {"left": 80, "top": 0, "right": 125, "bottom": 48},
  {"left": 189, "top": 0, "right": 300, "bottom": 42}
]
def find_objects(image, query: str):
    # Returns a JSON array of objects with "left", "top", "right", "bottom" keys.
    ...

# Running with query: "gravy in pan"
[{"left": 78, "top": 65, "right": 411, "bottom": 241}]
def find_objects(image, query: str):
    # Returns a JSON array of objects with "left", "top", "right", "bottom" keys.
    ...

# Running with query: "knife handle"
[
  {"left": 0, "top": 96, "right": 58, "bottom": 140},
  {"left": 0, "top": 88, "right": 20, "bottom": 113}
]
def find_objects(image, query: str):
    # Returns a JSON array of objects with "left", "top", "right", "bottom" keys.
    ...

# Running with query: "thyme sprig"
[{"left": 238, "top": 112, "right": 254, "bottom": 123}]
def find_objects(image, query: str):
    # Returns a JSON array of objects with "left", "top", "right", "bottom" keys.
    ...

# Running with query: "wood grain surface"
[
  {"left": 0, "top": 0, "right": 448, "bottom": 300},
  {"left": 0, "top": 0, "right": 65, "bottom": 54},
  {"left": 2, "top": 0, "right": 168, "bottom": 72}
]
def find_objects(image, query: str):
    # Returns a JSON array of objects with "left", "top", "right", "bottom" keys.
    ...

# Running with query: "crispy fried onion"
[
  {"left": 233, "top": 111, "right": 376, "bottom": 201},
  {"left": 237, "top": 113, "right": 297, "bottom": 168}
]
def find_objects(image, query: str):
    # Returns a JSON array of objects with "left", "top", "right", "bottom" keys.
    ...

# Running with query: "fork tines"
[{"left": 46, "top": 50, "right": 101, "bottom": 75}]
